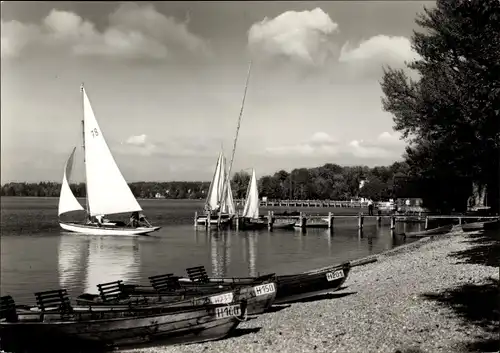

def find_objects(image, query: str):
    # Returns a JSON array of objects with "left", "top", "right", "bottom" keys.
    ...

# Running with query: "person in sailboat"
[{"left": 129, "top": 211, "right": 140, "bottom": 227}]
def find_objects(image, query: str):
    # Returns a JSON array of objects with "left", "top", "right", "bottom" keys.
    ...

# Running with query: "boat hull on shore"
[
  {"left": 59, "top": 222, "right": 160, "bottom": 236},
  {"left": 274, "top": 262, "right": 351, "bottom": 304},
  {"left": 125, "top": 277, "right": 277, "bottom": 315},
  {"left": 402, "top": 224, "right": 453, "bottom": 238},
  {"left": 461, "top": 219, "right": 499, "bottom": 232},
  {"left": 178, "top": 264, "right": 351, "bottom": 306},
  {"left": 0, "top": 302, "right": 245, "bottom": 352}
]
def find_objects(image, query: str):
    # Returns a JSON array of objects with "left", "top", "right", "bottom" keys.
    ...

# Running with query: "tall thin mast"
[
  {"left": 81, "top": 83, "right": 90, "bottom": 218},
  {"left": 218, "top": 60, "right": 252, "bottom": 227}
]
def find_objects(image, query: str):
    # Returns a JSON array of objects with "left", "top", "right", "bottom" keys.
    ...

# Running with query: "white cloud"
[
  {"left": 125, "top": 134, "right": 148, "bottom": 146},
  {"left": 339, "top": 35, "right": 420, "bottom": 68},
  {"left": 1, "top": 4, "right": 210, "bottom": 60},
  {"left": 348, "top": 131, "right": 405, "bottom": 159},
  {"left": 248, "top": 8, "right": 339, "bottom": 66},
  {"left": 266, "top": 131, "right": 339, "bottom": 156}
]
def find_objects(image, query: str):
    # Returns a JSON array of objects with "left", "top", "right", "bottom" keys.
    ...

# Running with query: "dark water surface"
[{"left": 1, "top": 197, "right": 424, "bottom": 303}]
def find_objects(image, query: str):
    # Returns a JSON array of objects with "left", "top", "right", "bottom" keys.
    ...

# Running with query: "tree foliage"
[
  {"left": 380, "top": 0, "right": 500, "bottom": 213},
  {"left": 1, "top": 161, "right": 412, "bottom": 201}
]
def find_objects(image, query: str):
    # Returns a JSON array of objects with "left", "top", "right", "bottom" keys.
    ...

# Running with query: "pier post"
[
  {"left": 206, "top": 213, "right": 211, "bottom": 230},
  {"left": 358, "top": 213, "right": 364, "bottom": 229},
  {"left": 425, "top": 216, "right": 429, "bottom": 230},
  {"left": 267, "top": 210, "right": 274, "bottom": 230},
  {"left": 458, "top": 217, "right": 462, "bottom": 225},
  {"left": 390, "top": 216, "right": 395, "bottom": 229},
  {"left": 235, "top": 215, "right": 239, "bottom": 230},
  {"left": 194, "top": 211, "right": 198, "bottom": 228},
  {"left": 327, "top": 212, "right": 334, "bottom": 230},
  {"left": 377, "top": 209, "right": 382, "bottom": 224}
]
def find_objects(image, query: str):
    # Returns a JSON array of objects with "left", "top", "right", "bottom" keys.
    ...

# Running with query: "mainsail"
[
  {"left": 58, "top": 147, "right": 84, "bottom": 216},
  {"left": 206, "top": 152, "right": 225, "bottom": 211},
  {"left": 82, "top": 87, "right": 142, "bottom": 216},
  {"left": 242, "top": 169, "right": 259, "bottom": 219},
  {"left": 205, "top": 151, "right": 235, "bottom": 214}
]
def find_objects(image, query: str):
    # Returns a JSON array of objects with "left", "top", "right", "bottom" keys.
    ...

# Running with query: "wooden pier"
[{"left": 194, "top": 211, "right": 499, "bottom": 232}]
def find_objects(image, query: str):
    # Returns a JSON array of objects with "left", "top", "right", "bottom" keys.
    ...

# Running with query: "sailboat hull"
[{"left": 59, "top": 222, "right": 160, "bottom": 236}]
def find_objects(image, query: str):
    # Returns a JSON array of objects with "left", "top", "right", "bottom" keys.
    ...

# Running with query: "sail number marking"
[{"left": 90, "top": 128, "right": 99, "bottom": 138}]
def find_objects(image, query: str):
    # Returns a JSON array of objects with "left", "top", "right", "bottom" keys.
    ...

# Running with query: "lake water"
[{"left": 0, "top": 197, "right": 424, "bottom": 304}]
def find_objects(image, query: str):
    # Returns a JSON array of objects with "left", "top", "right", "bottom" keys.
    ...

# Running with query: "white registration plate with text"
[
  {"left": 209, "top": 292, "right": 234, "bottom": 304},
  {"left": 326, "top": 270, "right": 344, "bottom": 282},
  {"left": 215, "top": 305, "right": 241, "bottom": 319},
  {"left": 253, "top": 283, "right": 276, "bottom": 296}
]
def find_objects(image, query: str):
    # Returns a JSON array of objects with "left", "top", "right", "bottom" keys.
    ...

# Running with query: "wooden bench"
[
  {"left": 149, "top": 273, "right": 181, "bottom": 292},
  {"left": 35, "top": 289, "right": 73, "bottom": 320},
  {"left": 0, "top": 295, "right": 18, "bottom": 322},
  {"left": 186, "top": 266, "right": 209, "bottom": 283},
  {"left": 97, "top": 280, "right": 127, "bottom": 302}
]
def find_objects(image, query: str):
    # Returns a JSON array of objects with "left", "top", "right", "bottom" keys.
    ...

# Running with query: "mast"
[
  {"left": 218, "top": 60, "right": 253, "bottom": 227},
  {"left": 81, "top": 83, "right": 90, "bottom": 218}
]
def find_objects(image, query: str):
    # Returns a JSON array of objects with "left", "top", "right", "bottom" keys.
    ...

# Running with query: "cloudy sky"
[{"left": 1, "top": 1, "right": 433, "bottom": 183}]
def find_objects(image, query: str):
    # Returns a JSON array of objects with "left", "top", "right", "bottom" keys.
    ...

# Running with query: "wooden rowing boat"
[
  {"left": 177, "top": 263, "right": 351, "bottom": 305},
  {"left": 0, "top": 290, "right": 246, "bottom": 352},
  {"left": 402, "top": 224, "right": 453, "bottom": 238},
  {"left": 461, "top": 219, "right": 499, "bottom": 232},
  {"left": 76, "top": 272, "right": 277, "bottom": 316}
]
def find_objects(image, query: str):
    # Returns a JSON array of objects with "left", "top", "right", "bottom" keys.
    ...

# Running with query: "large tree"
[{"left": 380, "top": 0, "right": 500, "bottom": 213}]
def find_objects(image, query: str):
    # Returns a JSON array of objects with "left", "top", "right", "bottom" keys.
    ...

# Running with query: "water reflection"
[
  {"left": 210, "top": 232, "right": 230, "bottom": 277},
  {"left": 247, "top": 233, "right": 257, "bottom": 277},
  {"left": 84, "top": 236, "right": 140, "bottom": 294},
  {"left": 58, "top": 235, "right": 89, "bottom": 289}
]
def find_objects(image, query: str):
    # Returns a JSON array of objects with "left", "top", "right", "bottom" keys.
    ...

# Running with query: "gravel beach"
[{"left": 126, "top": 230, "right": 499, "bottom": 353}]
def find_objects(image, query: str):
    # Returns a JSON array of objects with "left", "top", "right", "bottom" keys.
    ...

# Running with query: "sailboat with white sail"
[
  {"left": 58, "top": 84, "right": 160, "bottom": 236},
  {"left": 196, "top": 151, "right": 236, "bottom": 227},
  {"left": 238, "top": 169, "right": 267, "bottom": 230}
]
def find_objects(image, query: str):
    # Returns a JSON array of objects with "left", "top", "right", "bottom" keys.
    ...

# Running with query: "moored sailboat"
[
  {"left": 58, "top": 85, "right": 160, "bottom": 236},
  {"left": 238, "top": 169, "right": 267, "bottom": 230},
  {"left": 196, "top": 151, "right": 236, "bottom": 228}
]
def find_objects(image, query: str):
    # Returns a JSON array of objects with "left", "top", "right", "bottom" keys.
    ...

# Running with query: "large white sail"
[
  {"left": 242, "top": 169, "right": 259, "bottom": 219},
  {"left": 82, "top": 87, "right": 142, "bottom": 216},
  {"left": 206, "top": 152, "right": 225, "bottom": 211},
  {"left": 58, "top": 147, "right": 84, "bottom": 216}
]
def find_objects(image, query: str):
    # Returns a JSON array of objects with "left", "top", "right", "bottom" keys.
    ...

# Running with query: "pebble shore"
[{"left": 127, "top": 230, "right": 499, "bottom": 353}]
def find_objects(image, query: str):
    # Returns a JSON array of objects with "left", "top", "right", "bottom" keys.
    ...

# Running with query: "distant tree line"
[{"left": 0, "top": 161, "right": 414, "bottom": 201}]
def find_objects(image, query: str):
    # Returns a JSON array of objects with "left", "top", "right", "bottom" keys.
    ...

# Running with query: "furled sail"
[
  {"left": 58, "top": 147, "right": 84, "bottom": 216},
  {"left": 82, "top": 87, "right": 142, "bottom": 216},
  {"left": 242, "top": 169, "right": 259, "bottom": 219}
]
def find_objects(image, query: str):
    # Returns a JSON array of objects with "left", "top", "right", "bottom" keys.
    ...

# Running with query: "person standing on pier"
[{"left": 368, "top": 199, "right": 374, "bottom": 216}]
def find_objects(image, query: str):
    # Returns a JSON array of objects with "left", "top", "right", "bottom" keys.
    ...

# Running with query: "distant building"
[{"left": 155, "top": 192, "right": 162, "bottom": 198}]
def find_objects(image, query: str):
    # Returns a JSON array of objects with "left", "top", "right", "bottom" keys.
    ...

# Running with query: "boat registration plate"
[
  {"left": 209, "top": 292, "right": 234, "bottom": 304},
  {"left": 215, "top": 304, "right": 241, "bottom": 319},
  {"left": 253, "top": 283, "right": 276, "bottom": 296},
  {"left": 326, "top": 270, "right": 344, "bottom": 282}
]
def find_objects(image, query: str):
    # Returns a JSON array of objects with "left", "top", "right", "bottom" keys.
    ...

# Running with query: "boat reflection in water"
[
  {"left": 58, "top": 234, "right": 89, "bottom": 291},
  {"left": 210, "top": 232, "right": 231, "bottom": 277},
  {"left": 57, "top": 234, "right": 140, "bottom": 296},
  {"left": 85, "top": 236, "right": 140, "bottom": 294}
]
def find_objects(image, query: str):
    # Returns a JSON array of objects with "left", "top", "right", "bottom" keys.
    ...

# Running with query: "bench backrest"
[
  {"left": 0, "top": 295, "right": 18, "bottom": 322},
  {"left": 97, "top": 280, "right": 125, "bottom": 302},
  {"left": 186, "top": 266, "right": 209, "bottom": 283},
  {"left": 35, "top": 289, "right": 72, "bottom": 312},
  {"left": 149, "top": 273, "right": 181, "bottom": 292}
]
